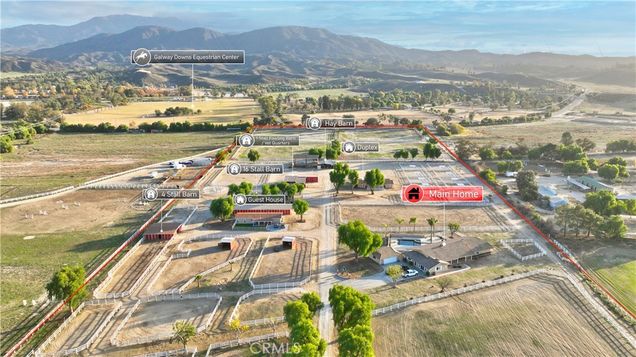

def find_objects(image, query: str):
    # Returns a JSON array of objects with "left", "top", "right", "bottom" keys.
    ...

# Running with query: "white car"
[{"left": 402, "top": 269, "right": 419, "bottom": 278}]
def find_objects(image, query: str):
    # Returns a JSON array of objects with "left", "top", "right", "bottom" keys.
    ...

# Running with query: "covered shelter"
[
  {"left": 218, "top": 236, "right": 238, "bottom": 250},
  {"left": 282, "top": 236, "right": 297, "bottom": 249},
  {"left": 144, "top": 222, "right": 182, "bottom": 240}
]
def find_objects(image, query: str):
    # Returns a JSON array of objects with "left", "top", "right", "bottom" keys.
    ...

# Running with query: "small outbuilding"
[
  {"left": 144, "top": 222, "right": 182, "bottom": 240},
  {"left": 282, "top": 236, "right": 297, "bottom": 249},
  {"left": 384, "top": 178, "right": 394, "bottom": 189},
  {"left": 218, "top": 237, "right": 238, "bottom": 250},
  {"left": 371, "top": 246, "right": 401, "bottom": 265}
]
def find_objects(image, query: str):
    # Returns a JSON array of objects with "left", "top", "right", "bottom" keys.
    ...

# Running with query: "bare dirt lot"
[
  {"left": 151, "top": 238, "right": 251, "bottom": 291},
  {"left": 43, "top": 304, "right": 115, "bottom": 354},
  {"left": 341, "top": 205, "right": 505, "bottom": 229},
  {"left": 1, "top": 190, "right": 139, "bottom": 234},
  {"left": 237, "top": 291, "right": 303, "bottom": 322},
  {"left": 118, "top": 298, "right": 218, "bottom": 342},
  {"left": 251, "top": 238, "right": 313, "bottom": 285},
  {"left": 373, "top": 275, "right": 634, "bottom": 356}
]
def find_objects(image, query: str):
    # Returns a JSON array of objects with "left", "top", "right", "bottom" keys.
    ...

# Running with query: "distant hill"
[{"left": 1, "top": 15, "right": 193, "bottom": 52}]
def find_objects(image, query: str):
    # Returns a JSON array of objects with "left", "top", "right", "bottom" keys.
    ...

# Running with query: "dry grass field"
[
  {"left": 373, "top": 276, "right": 633, "bottom": 356},
  {"left": 459, "top": 120, "right": 636, "bottom": 149},
  {"left": 237, "top": 291, "right": 303, "bottom": 322},
  {"left": 563, "top": 238, "right": 636, "bottom": 316},
  {"left": 341, "top": 206, "right": 502, "bottom": 228},
  {"left": 63, "top": 98, "right": 259, "bottom": 125},
  {"left": 0, "top": 131, "right": 235, "bottom": 198}
]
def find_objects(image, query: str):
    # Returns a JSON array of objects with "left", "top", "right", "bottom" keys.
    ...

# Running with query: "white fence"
[
  {"left": 205, "top": 331, "right": 290, "bottom": 355},
  {"left": 110, "top": 300, "right": 141, "bottom": 347},
  {"left": 93, "top": 237, "right": 146, "bottom": 298},
  {"left": 135, "top": 347, "right": 197, "bottom": 357},
  {"left": 0, "top": 186, "right": 76, "bottom": 207},
  {"left": 372, "top": 269, "right": 548, "bottom": 316},
  {"left": 242, "top": 316, "right": 285, "bottom": 328},
  {"left": 34, "top": 301, "right": 122, "bottom": 357},
  {"left": 228, "top": 287, "right": 306, "bottom": 326},
  {"left": 501, "top": 239, "right": 547, "bottom": 262}
]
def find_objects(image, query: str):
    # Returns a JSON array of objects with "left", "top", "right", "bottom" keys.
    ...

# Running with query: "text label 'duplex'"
[{"left": 421, "top": 186, "right": 483, "bottom": 202}]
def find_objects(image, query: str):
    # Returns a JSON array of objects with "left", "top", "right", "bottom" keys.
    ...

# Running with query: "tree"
[
  {"left": 228, "top": 318, "right": 249, "bottom": 339},
  {"left": 561, "top": 131, "right": 574, "bottom": 145},
  {"left": 284, "top": 300, "right": 313, "bottom": 326},
  {"left": 45, "top": 265, "right": 87, "bottom": 312},
  {"left": 409, "top": 217, "right": 417, "bottom": 227},
  {"left": 210, "top": 196, "right": 234, "bottom": 222},
  {"left": 448, "top": 222, "right": 460, "bottom": 238},
  {"left": 479, "top": 169, "right": 497, "bottom": 185},
  {"left": 293, "top": 199, "right": 309, "bottom": 222},
  {"left": 576, "top": 137, "right": 596, "bottom": 152},
  {"left": 563, "top": 160, "right": 589, "bottom": 176},
  {"left": 247, "top": 149, "right": 260, "bottom": 162},
  {"left": 194, "top": 274, "right": 202, "bottom": 288},
  {"left": 478, "top": 146, "right": 497, "bottom": 160},
  {"left": 595, "top": 215, "right": 627, "bottom": 239},
  {"left": 348, "top": 170, "right": 359, "bottom": 194},
  {"left": 426, "top": 217, "right": 438, "bottom": 241},
  {"left": 423, "top": 142, "right": 442, "bottom": 160},
  {"left": 408, "top": 148, "right": 419, "bottom": 159},
  {"left": 0, "top": 136, "right": 13, "bottom": 153},
  {"left": 395, "top": 218, "right": 405, "bottom": 229},
  {"left": 329, "top": 285, "right": 374, "bottom": 331},
  {"left": 385, "top": 265, "right": 402, "bottom": 288},
  {"left": 301, "top": 292, "right": 324, "bottom": 315},
  {"left": 435, "top": 276, "right": 452, "bottom": 292},
  {"left": 228, "top": 181, "right": 253, "bottom": 195},
  {"left": 598, "top": 164, "right": 619, "bottom": 181},
  {"left": 364, "top": 168, "right": 385, "bottom": 194},
  {"left": 337, "top": 325, "right": 375, "bottom": 357},
  {"left": 455, "top": 139, "right": 478, "bottom": 160},
  {"left": 329, "top": 162, "right": 350, "bottom": 195},
  {"left": 584, "top": 191, "right": 623, "bottom": 216},
  {"left": 516, "top": 171, "right": 539, "bottom": 201},
  {"left": 308, "top": 147, "right": 325, "bottom": 159},
  {"left": 337, "top": 220, "right": 383, "bottom": 261},
  {"left": 173, "top": 320, "right": 196, "bottom": 348}
]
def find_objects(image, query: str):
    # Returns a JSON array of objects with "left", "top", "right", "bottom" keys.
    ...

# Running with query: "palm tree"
[
  {"left": 173, "top": 320, "right": 196, "bottom": 349},
  {"left": 426, "top": 217, "right": 438, "bottom": 242},
  {"left": 409, "top": 217, "right": 417, "bottom": 229},
  {"left": 194, "top": 274, "right": 202, "bottom": 288},
  {"left": 395, "top": 218, "right": 405, "bottom": 231}
]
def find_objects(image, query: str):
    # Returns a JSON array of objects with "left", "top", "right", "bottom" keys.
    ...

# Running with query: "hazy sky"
[{"left": 2, "top": 1, "right": 635, "bottom": 56}]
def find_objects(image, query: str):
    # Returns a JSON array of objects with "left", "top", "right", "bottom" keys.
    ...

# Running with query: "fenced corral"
[
  {"left": 34, "top": 300, "right": 122, "bottom": 357},
  {"left": 93, "top": 237, "right": 146, "bottom": 299},
  {"left": 148, "top": 237, "right": 254, "bottom": 296},
  {"left": 250, "top": 237, "right": 313, "bottom": 288},
  {"left": 82, "top": 183, "right": 177, "bottom": 190},
  {"left": 205, "top": 331, "right": 290, "bottom": 356},
  {"left": 111, "top": 293, "right": 222, "bottom": 348},
  {"left": 501, "top": 239, "right": 547, "bottom": 261},
  {"left": 369, "top": 224, "right": 511, "bottom": 234},
  {"left": 373, "top": 269, "right": 549, "bottom": 316},
  {"left": 134, "top": 347, "right": 197, "bottom": 357},
  {"left": 229, "top": 288, "right": 306, "bottom": 326}
]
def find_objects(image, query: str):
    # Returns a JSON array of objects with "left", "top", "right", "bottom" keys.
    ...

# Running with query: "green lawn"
[
  {"left": 1, "top": 131, "right": 236, "bottom": 198},
  {"left": 591, "top": 261, "right": 636, "bottom": 315}
]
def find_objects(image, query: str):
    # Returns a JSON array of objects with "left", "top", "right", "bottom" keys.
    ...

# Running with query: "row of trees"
[
  {"left": 1, "top": 120, "right": 48, "bottom": 153},
  {"left": 329, "top": 285, "right": 375, "bottom": 356},
  {"left": 283, "top": 292, "right": 326, "bottom": 355},
  {"left": 308, "top": 139, "right": 342, "bottom": 160},
  {"left": 60, "top": 121, "right": 250, "bottom": 133},
  {"left": 329, "top": 164, "right": 386, "bottom": 195},
  {"left": 154, "top": 106, "right": 199, "bottom": 117}
]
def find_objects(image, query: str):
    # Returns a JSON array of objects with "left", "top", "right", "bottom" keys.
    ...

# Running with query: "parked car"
[{"left": 402, "top": 269, "right": 419, "bottom": 278}]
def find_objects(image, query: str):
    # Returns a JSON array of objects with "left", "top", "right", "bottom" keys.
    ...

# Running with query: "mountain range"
[{"left": 2, "top": 15, "right": 634, "bottom": 87}]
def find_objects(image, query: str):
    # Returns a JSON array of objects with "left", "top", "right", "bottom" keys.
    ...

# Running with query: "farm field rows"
[{"left": 373, "top": 275, "right": 634, "bottom": 356}]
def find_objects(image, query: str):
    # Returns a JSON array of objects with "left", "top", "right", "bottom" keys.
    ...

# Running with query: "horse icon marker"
[{"left": 132, "top": 48, "right": 151, "bottom": 66}]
